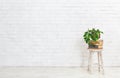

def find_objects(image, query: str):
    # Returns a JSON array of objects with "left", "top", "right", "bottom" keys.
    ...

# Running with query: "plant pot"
[{"left": 89, "top": 40, "right": 103, "bottom": 49}]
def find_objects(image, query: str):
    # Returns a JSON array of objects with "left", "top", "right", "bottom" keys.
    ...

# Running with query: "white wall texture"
[{"left": 0, "top": 0, "right": 120, "bottom": 66}]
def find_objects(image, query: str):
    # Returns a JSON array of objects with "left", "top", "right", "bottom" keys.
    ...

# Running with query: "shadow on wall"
[{"left": 79, "top": 38, "right": 88, "bottom": 67}]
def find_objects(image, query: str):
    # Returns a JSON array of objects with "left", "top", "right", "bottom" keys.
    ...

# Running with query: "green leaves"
[{"left": 83, "top": 28, "right": 103, "bottom": 44}]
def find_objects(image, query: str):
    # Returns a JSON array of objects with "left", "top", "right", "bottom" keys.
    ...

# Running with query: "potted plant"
[{"left": 83, "top": 28, "right": 103, "bottom": 49}]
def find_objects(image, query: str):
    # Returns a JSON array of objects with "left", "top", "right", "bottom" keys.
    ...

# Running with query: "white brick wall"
[{"left": 0, "top": 0, "right": 120, "bottom": 66}]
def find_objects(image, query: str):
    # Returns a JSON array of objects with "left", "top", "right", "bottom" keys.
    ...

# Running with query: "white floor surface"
[{"left": 0, "top": 67, "right": 120, "bottom": 78}]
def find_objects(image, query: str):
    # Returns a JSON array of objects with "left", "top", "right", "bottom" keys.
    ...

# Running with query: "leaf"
[{"left": 83, "top": 28, "right": 103, "bottom": 44}]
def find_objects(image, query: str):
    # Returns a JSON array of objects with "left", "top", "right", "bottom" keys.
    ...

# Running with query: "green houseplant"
[{"left": 83, "top": 28, "right": 103, "bottom": 48}]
